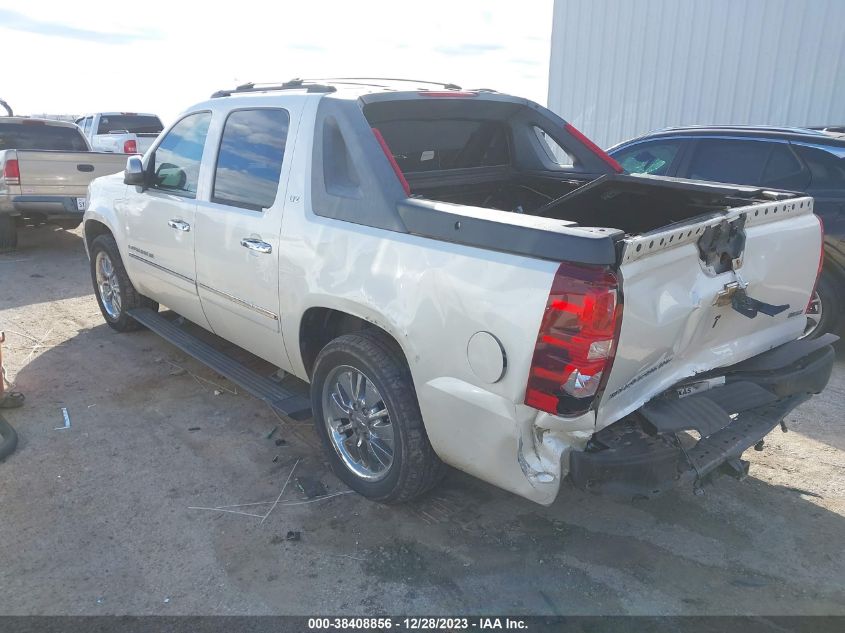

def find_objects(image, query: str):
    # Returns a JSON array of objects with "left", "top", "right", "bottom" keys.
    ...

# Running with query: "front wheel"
[
  {"left": 89, "top": 234, "right": 157, "bottom": 332},
  {"left": 310, "top": 331, "right": 445, "bottom": 503}
]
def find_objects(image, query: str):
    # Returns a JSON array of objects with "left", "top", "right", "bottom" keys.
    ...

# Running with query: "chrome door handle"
[
  {"left": 168, "top": 219, "right": 191, "bottom": 232},
  {"left": 240, "top": 238, "right": 272, "bottom": 254}
]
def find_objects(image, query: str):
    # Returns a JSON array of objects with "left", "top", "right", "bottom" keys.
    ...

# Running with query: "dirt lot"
[{"left": 1, "top": 225, "right": 844, "bottom": 616}]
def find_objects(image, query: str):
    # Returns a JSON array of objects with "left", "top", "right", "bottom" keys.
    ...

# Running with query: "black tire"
[
  {"left": 55, "top": 219, "right": 82, "bottom": 230},
  {"left": 805, "top": 270, "right": 843, "bottom": 339},
  {"left": 0, "top": 214, "right": 18, "bottom": 252},
  {"left": 310, "top": 331, "right": 446, "bottom": 503},
  {"left": 89, "top": 233, "right": 158, "bottom": 332}
]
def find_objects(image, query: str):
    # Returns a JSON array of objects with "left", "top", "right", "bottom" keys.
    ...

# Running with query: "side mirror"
[{"left": 124, "top": 155, "right": 146, "bottom": 186}]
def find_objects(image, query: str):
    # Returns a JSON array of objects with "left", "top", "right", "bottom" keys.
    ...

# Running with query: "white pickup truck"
[
  {"left": 83, "top": 80, "right": 836, "bottom": 505},
  {"left": 75, "top": 112, "right": 163, "bottom": 155}
]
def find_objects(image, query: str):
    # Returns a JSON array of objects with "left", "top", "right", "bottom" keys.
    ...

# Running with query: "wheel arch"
[
  {"left": 83, "top": 219, "right": 113, "bottom": 256},
  {"left": 297, "top": 304, "right": 414, "bottom": 381}
]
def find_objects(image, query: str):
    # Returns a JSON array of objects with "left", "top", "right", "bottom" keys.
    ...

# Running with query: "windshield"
[
  {"left": 0, "top": 122, "right": 89, "bottom": 151},
  {"left": 97, "top": 115, "right": 163, "bottom": 135}
]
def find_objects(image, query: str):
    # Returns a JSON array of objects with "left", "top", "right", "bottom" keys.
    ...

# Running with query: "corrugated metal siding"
[{"left": 548, "top": 0, "right": 845, "bottom": 148}]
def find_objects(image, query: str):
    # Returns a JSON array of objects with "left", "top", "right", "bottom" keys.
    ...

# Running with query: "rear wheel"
[
  {"left": 89, "top": 234, "right": 157, "bottom": 332},
  {"left": 0, "top": 215, "right": 18, "bottom": 252},
  {"left": 803, "top": 271, "right": 842, "bottom": 338},
  {"left": 310, "top": 331, "right": 445, "bottom": 503}
]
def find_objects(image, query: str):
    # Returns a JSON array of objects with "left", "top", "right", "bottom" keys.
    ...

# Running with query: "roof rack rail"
[
  {"left": 309, "top": 77, "right": 463, "bottom": 90},
  {"left": 211, "top": 79, "right": 336, "bottom": 98}
]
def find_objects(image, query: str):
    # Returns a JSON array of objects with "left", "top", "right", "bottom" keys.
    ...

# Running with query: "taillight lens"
[
  {"left": 123, "top": 139, "right": 138, "bottom": 154},
  {"left": 371, "top": 127, "right": 411, "bottom": 196},
  {"left": 806, "top": 215, "right": 825, "bottom": 313},
  {"left": 2, "top": 159, "right": 20, "bottom": 185},
  {"left": 525, "top": 263, "right": 622, "bottom": 416},
  {"left": 564, "top": 122, "right": 624, "bottom": 173}
]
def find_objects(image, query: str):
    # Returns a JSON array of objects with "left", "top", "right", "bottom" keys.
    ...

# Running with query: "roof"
[
  {"left": 609, "top": 124, "right": 845, "bottom": 150},
  {"left": 85, "top": 112, "right": 161, "bottom": 117},
  {"left": 209, "top": 78, "right": 495, "bottom": 100},
  {"left": 0, "top": 116, "right": 79, "bottom": 128}
]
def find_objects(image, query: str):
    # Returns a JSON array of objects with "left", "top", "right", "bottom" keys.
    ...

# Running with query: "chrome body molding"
[
  {"left": 197, "top": 282, "right": 279, "bottom": 321},
  {"left": 128, "top": 253, "right": 278, "bottom": 321},
  {"left": 128, "top": 253, "right": 195, "bottom": 284}
]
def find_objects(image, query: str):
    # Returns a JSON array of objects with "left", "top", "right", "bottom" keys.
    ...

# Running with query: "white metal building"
[{"left": 547, "top": 0, "right": 845, "bottom": 149}]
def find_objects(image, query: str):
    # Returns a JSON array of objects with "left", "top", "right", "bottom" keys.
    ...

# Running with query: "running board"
[{"left": 128, "top": 308, "right": 312, "bottom": 420}]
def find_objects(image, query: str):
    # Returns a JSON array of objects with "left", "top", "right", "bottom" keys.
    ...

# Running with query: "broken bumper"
[{"left": 569, "top": 334, "right": 838, "bottom": 497}]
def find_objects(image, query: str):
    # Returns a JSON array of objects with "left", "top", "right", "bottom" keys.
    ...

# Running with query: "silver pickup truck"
[{"left": 0, "top": 117, "right": 127, "bottom": 250}]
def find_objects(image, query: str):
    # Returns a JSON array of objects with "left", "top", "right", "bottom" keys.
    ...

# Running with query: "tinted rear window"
[
  {"left": 0, "top": 123, "right": 89, "bottom": 151},
  {"left": 373, "top": 119, "right": 509, "bottom": 172},
  {"left": 97, "top": 115, "right": 163, "bottom": 135}
]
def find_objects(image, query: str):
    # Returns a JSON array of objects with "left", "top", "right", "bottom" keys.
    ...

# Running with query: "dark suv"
[{"left": 609, "top": 126, "right": 845, "bottom": 338}]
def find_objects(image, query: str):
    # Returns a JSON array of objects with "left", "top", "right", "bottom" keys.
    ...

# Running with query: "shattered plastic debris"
[
  {"left": 55, "top": 407, "right": 71, "bottom": 431},
  {"left": 286, "top": 530, "right": 301, "bottom": 542}
]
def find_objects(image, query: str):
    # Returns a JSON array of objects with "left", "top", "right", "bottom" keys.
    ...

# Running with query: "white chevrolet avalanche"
[{"left": 83, "top": 79, "right": 836, "bottom": 505}]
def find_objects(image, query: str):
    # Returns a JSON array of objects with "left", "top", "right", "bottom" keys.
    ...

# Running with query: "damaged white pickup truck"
[{"left": 83, "top": 79, "right": 836, "bottom": 505}]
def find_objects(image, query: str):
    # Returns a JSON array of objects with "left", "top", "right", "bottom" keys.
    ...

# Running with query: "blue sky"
[{"left": 0, "top": 1, "right": 553, "bottom": 123}]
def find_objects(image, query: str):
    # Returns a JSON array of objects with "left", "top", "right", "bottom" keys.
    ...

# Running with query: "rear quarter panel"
[{"left": 279, "top": 105, "right": 561, "bottom": 499}]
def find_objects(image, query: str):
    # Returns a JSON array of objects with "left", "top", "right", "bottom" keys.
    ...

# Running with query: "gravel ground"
[{"left": 0, "top": 225, "right": 843, "bottom": 615}]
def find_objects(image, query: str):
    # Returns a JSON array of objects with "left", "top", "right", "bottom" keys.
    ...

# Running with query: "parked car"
[
  {"left": 608, "top": 126, "right": 845, "bottom": 338},
  {"left": 74, "top": 112, "right": 164, "bottom": 155},
  {"left": 0, "top": 117, "right": 128, "bottom": 250},
  {"left": 83, "top": 80, "right": 835, "bottom": 505}
]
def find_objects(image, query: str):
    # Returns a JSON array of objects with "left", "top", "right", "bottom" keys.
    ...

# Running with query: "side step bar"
[{"left": 128, "top": 308, "right": 312, "bottom": 420}]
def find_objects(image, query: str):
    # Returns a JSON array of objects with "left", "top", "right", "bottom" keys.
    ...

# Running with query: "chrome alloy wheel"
[
  {"left": 95, "top": 251, "right": 122, "bottom": 320},
  {"left": 322, "top": 365, "right": 395, "bottom": 481},
  {"left": 801, "top": 290, "right": 823, "bottom": 339}
]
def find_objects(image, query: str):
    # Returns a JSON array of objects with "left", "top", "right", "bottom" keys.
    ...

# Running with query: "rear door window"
[
  {"left": 150, "top": 112, "right": 211, "bottom": 197},
  {"left": 212, "top": 108, "right": 290, "bottom": 211},
  {"left": 687, "top": 139, "right": 810, "bottom": 190},
  {"left": 612, "top": 140, "right": 683, "bottom": 176},
  {"left": 760, "top": 144, "right": 810, "bottom": 190}
]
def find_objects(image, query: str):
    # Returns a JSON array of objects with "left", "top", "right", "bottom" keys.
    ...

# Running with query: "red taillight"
[
  {"left": 371, "top": 127, "right": 411, "bottom": 197},
  {"left": 806, "top": 215, "right": 825, "bottom": 313},
  {"left": 525, "top": 262, "right": 622, "bottom": 416},
  {"left": 564, "top": 122, "right": 624, "bottom": 173},
  {"left": 2, "top": 159, "right": 20, "bottom": 185},
  {"left": 123, "top": 139, "right": 138, "bottom": 154}
]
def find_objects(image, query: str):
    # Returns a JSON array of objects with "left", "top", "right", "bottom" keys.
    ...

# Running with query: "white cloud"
[{"left": 0, "top": 0, "right": 553, "bottom": 123}]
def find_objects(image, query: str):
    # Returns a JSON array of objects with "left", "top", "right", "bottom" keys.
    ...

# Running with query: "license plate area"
[
  {"left": 75, "top": 198, "right": 87, "bottom": 211},
  {"left": 675, "top": 376, "right": 725, "bottom": 399}
]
